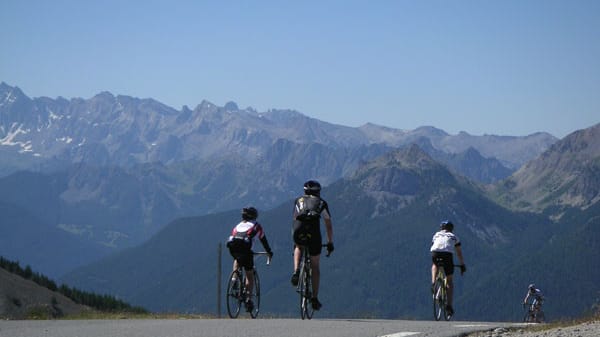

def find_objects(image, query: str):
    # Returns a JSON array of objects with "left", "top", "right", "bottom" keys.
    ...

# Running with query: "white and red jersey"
[{"left": 227, "top": 220, "right": 265, "bottom": 247}]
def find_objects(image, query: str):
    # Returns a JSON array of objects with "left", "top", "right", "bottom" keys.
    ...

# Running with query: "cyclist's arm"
[
  {"left": 454, "top": 244, "right": 465, "bottom": 266},
  {"left": 324, "top": 217, "right": 333, "bottom": 244},
  {"left": 259, "top": 235, "right": 273, "bottom": 255}
]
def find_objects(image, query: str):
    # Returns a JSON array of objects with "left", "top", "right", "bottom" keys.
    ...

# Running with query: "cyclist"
[
  {"left": 430, "top": 220, "right": 466, "bottom": 316},
  {"left": 290, "top": 180, "right": 334, "bottom": 310},
  {"left": 226, "top": 207, "right": 273, "bottom": 312},
  {"left": 523, "top": 283, "right": 544, "bottom": 314}
]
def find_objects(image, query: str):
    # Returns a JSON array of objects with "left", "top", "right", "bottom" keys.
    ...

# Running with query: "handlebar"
[
  {"left": 253, "top": 251, "right": 272, "bottom": 265},
  {"left": 322, "top": 244, "right": 332, "bottom": 257},
  {"left": 296, "top": 244, "right": 333, "bottom": 257}
]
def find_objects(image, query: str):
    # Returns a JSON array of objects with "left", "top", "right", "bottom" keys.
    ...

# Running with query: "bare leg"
[
  {"left": 431, "top": 264, "right": 437, "bottom": 285},
  {"left": 293, "top": 246, "right": 301, "bottom": 272}
]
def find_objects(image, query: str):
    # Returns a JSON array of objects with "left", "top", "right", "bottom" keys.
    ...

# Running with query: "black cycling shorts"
[
  {"left": 227, "top": 239, "right": 254, "bottom": 270},
  {"left": 432, "top": 251, "right": 455, "bottom": 276},
  {"left": 292, "top": 220, "right": 322, "bottom": 256}
]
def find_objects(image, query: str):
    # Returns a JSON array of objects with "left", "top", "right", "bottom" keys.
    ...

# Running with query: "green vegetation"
[{"left": 0, "top": 256, "right": 147, "bottom": 314}]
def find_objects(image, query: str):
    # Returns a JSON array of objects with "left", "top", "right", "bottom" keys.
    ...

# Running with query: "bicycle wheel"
[
  {"left": 523, "top": 304, "right": 536, "bottom": 323},
  {"left": 226, "top": 270, "right": 243, "bottom": 318},
  {"left": 535, "top": 310, "right": 545, "bottom": 323},
  {"left": 249, "top": 270, "right": 260, "bottom": 319},
  {"left": 523, "top": 310, "right": 532, "bottom": 322},
  {"left": 302, "top": 264, "right": 315, "bottom": 320},
  {"left": 298, "top": 264, "right": 308, "bottom": 320},
  {"left": 432, "top": 278, "right": 445, "bottom": 321}
]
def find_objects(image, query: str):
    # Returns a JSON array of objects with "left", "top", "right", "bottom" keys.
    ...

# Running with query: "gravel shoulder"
[{"left": 466, "top": 320, "right": 600, "bottom": 337}]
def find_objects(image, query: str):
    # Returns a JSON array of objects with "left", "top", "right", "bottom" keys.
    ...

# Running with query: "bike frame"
[
  {"left": 433, "top": 267, "right": 449, "bottom": 321},
  {"left": 432, "top": 260, "right": 460, "bottom": 321},
  {"left": 296, "top": 244, "right": 329, "bottom": 320},
  {"left": 297, "top": 245, "right": 314, "bottom": 320},
  {"left": 226, "top": 251, "right": 270, "bottom": 319},
  {"left": 523, "top": 300, "right": 544, "bottom": 323}
]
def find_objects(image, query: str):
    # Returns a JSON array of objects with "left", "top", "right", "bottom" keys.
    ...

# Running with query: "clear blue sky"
[{"left": 1, "top": 1, "right": 599, "bottom": 138}]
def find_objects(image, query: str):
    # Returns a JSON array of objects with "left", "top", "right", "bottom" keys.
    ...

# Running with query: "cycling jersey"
[
  {"left": 526, "top": 289, "right": 544, "bottom": 303},
  {"left": 293, "top": 195, "right": 331, "bottom": 222},
  {"left": 430, "top": 230, "right": 461, "bottom": 253},
  {"left": 227, "top": 220, "right": 270, "bottom": 270},
  {"left": 292, "top": 194, "right": 331, "bottom": 255},
  {"left": 228, "top": 220, "right": 266, "bottom": 247}
]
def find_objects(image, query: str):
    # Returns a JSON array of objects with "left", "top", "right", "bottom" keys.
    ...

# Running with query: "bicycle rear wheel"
[
  {"left": 432, "top": 278, "right": 445, "bottom": 321},
  {"left": 226, "top": 270, "right": 243, "bottom": 318},
  {"left": 535, "top": 310, "right": 545, "bottom": 323},
  {"left": 298, "top": 265, "right": 308, "bottom": 320},
  {"left": 302, "top": 265, "right": 315, "bottom": 320},
  {"left": 249, "top": 270, "right": 260, "bottom": 319}
]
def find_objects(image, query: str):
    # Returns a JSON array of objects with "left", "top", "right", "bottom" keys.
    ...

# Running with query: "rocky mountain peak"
[
  {"left": 495, "top": 123, "right": 600, "bottom": 213},
  {"left": 223, "top": 101, "right": 239, "bottom": 111},
  {"left": 351, "top": 144, "right": 456, "bottom": 199}
]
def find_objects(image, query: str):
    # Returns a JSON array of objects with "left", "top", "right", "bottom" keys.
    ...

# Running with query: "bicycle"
[
  {"left": 523, "top": 300, "right": 545, "bottom": 323},
  {"left": 296, "top": 244, "right": 330, "bottom": 320},
  {"left": 432, "top": 259, "right": 461, "bottom": 321},
  {"left": 226, "top": 251, "right": 271, "bottom": 319}
]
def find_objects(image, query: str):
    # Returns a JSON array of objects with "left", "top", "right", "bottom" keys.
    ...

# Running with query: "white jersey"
[{"left": 430, "top": 230, "right": 460, "bottom": 253}]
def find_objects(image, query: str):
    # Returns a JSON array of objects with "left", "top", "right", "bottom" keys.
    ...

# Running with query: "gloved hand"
[
  {"left": 326, "top": 242, "right": 334, "bottom": 255},
  {"left": 460, "top": 264, "right": 467, "bottom": 275},
  {"left": 267, "top": 250, "right": 274, "bottom": 259}
]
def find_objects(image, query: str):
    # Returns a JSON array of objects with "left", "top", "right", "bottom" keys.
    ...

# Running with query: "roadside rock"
[{"left": 467, "top": 321, "right": 600, "bottom": 337}]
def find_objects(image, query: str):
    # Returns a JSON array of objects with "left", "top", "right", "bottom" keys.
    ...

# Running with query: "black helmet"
[
  {"left": 440, "top": 220, "right": 454, "bottom": 232},
  {"left": 242, "top": 207, "right": 258, "bottom": 221},
  {"left": 303, "top": 180, "right": 321, "bottom": 196}
]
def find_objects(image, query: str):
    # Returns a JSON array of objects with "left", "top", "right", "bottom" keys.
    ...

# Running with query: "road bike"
[
  {"left": 296, "top": 244, "right": 329, "bottom": 320},
  {"left": 226, "top": 252, "right": 271, "bottom": 319},
  {"left": 432, "top": 259, "right": 460, "bottom": 321},
  {"left": 523, "top": 300, "right": 545, "bottom": 323}
]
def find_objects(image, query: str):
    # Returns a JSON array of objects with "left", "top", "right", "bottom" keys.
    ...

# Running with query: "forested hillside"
[{"left": 0, "top": 256, "right": 146, "bottom": 319}]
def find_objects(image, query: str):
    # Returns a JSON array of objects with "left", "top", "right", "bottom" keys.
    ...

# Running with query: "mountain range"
[
  {"left": 61, "top": 127, "right": 600, "bottom": 320},
  {"left": 1, "top": 81, "right": 598, "bottom": 321},
  {"left": 0, "top": 82, "right": 557, "bottom": 278}
]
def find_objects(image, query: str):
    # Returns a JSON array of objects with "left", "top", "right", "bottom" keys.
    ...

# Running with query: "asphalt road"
[{"left": 0, "top": 319, "right": 527, "bottom": 337}]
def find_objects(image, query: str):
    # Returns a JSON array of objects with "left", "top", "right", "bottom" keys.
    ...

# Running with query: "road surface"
[{"left": 0, "top": 318, "right": 527, "bottom": 337}]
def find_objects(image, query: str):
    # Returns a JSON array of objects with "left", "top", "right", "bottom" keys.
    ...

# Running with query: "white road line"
[
  {"left": 379, "top": 332, "right": 420, "bottom": 337},
  {"left": 454, "top": 324, "right": 491, "bottom": 328}
]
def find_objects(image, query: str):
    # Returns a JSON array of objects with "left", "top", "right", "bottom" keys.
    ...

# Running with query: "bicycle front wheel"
[
  {"left": 523, "top": 310, "right": 532, "bottom": 322},
  {"left": 432, "top": 278, "right": 445, "bottom": 321},
  {"left": 249, "top": 270, "right": 260, "bottom": 319},
  {"left": 226, "top": 270, "right": 243, "bottom": 318}
]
